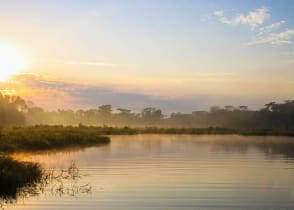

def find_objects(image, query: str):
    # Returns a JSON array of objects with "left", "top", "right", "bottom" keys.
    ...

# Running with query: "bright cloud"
[{"left": 214, "top": 7, "right": 270, "bottom": 28}]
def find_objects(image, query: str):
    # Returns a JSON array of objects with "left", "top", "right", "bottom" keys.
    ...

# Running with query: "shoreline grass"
[
  {"left": 0, "top": 156, "right": 42, "bottom": 198},
  {"left": 0, "top": 126, "right": 110, "bottom": 153}
]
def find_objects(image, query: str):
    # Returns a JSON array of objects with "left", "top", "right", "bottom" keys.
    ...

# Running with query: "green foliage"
[{"left": 0, "top": 126, "right": 110, "bottom": 153}]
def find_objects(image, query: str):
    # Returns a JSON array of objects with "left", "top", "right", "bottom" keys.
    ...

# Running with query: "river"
[{"left": 5, "top": 135, "right": 294, "bottom": 210}]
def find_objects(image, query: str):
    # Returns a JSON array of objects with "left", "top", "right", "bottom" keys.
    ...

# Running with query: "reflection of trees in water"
[
  {"left": 208, "top": 140, "right": 294, "bottom": 159},
  {"left": 0, "top": 161, "right": 91, "bottom": 210},
  {"left": 113, "top": 135, "right": 163, "bottom": 154},
  {"left": 113, "top": 135, "right": 294, "bottom": 159},
  {"left": 168, "top": 136, "right": 294, "bottom": 159}
]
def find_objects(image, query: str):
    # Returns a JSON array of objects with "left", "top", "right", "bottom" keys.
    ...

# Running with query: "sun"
[{"left": 0, "top": 43, "right": 28, "bottom": 81}]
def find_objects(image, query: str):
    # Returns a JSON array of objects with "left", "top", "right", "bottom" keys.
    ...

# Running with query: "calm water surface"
[{"left": 5, "top": 135, "right": 294, "bottom": 210}]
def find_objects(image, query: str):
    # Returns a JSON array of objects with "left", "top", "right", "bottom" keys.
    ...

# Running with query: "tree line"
[{"left": 1, "top": 93, "right": 294, "bottom": 129}]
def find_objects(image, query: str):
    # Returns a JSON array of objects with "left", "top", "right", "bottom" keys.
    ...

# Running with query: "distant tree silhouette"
[
  {"left": 0, "top": 93, "right": 26, "bottom": 126},
  {"left": 141, "top": 107, "right": 163, "bottom": 125},
  {"left": 239, "top": 106, "right": 248, "bottom": 111},
  {"left": 98, "top": 104, "right": 112, "bottom": 123}
]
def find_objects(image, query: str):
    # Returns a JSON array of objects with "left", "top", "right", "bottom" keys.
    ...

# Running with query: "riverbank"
[
  {"left": 0, "top": 126, "right": 110, "bottom": 153},
  {"left": 68, "top": 126, "right": 294, "bottom": 136},
  {"left": 0, "top": 126, "right": 110, "bottom": 199}
]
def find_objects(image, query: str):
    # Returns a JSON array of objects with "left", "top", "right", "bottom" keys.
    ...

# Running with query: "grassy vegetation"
[
  {"left": 71, "top": 126, "right": 294, "bottom": 136},
  {"left": 139, "top": 127, "right": 294, "bottom": 136},
  {"left": 0, "top": 156, "right": 42, "bottom": 198},
  {"left": 0, "top": 126, "right": 110, "bottom": 153}
]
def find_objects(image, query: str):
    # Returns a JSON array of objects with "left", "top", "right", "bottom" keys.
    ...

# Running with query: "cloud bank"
[
  {"left": 0, "top": 74, "right": 207, "bottom": 113},
  {"left": 1, "top": 73, "right": 294, "bottom": 113}
]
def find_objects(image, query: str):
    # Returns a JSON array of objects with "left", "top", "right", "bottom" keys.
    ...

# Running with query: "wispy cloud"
[
  {"left": 63, "top": 61, "right": 120, "bottom": 67},
  {"left": 214, "top": 7, "right": 270, "bottom": 28},
  {"left": 248, "top": 29, "right": 294, "bottom": 46},
  {"left": 214, "top": 10, "right": 225, "bottom": 17},
  {"left": 214, "top": 7, "right": 294, "bottom": 47},
  {"left": 257, "top": 20, "right": 285, "bottom": 36},
  {"left": 37, "top": 59, "right": 121, "bottom": 68},
  {"left": 247, "top": 20, "right": 294, "bottom": 46}
]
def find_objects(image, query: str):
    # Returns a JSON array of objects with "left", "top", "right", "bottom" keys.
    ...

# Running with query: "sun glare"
[{"left": 0, "top": 43, "right": 28, "bottom": 81}]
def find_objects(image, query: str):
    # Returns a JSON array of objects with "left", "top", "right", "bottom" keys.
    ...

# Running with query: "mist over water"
[{"left": 6, "top": 135, "right": 294, "bottom": 210}]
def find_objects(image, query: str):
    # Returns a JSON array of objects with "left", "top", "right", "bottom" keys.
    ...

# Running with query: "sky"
[{"left": 0, "top": 0, "right": 294, "bottom": 113}]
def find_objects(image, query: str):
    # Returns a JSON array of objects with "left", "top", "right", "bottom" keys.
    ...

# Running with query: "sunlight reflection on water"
[{"left": 5, "top": 135, "right": 294, "bottom": 210}]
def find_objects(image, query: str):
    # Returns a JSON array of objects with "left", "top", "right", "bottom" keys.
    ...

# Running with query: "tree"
[
  {"left": 264, "top": 102, "right": 276, "bottom": 112},
  {"left": 239, "top": 106, "right": 248, "bottom": 111},
  {"left": 98, "top": 105, "right": 112, "bottom": 115},
  {"left": 141, "top": 107, "right": 163, "bottom": 125},
  {"left": 98, "top": 104, "right": 112, "bottom": 123},
  {"left": 224, "top": 105, "right": 235, "bottom": 111},
  {"left": 210, "top": 106, "right": 221, "bottom": 113},
  {"left": 117, "top": 108, "right": 131, "bottom": 115}
]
